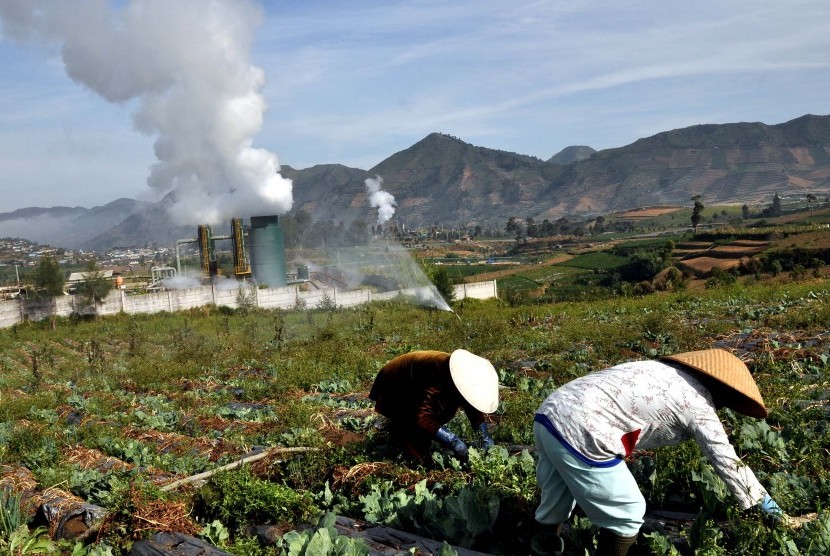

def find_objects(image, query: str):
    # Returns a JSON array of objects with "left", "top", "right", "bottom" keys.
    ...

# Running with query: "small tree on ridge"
[{"left": 691, "top": 195, "right": 705, "bottom": 234}]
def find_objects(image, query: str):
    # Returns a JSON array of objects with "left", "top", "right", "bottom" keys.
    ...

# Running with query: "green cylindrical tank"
[{"left": 249, "top": 215, "right": 287, "bottom": 287}]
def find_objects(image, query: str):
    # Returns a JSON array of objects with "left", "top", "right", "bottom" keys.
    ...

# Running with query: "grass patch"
[{"left": 557, "top": 251, "right": 629, "bottom": 271}]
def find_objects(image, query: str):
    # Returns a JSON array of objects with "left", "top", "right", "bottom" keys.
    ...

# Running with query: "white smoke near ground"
[
  {"left": 214, "top": 275, "right": 246, "bottom": 291},
  {"left": 0, "top": 0, "right": 292, "bottom": 225},
  {"left": 158, "top": 269, "right": 245, "bottom": 292},
  {"left": 381, "top": 241, "right": 450, "bottom": 311},
  {"left": 365, "top": 175, "right": 396, "bottom": 225},
  {"left": 309, "top": 242, "right": 451, "bottom": 312},
  {"left": 161, "top": 274, "right": 202, "bottom": 290},
  {"left": 358, "top": 178, "right": 448, "bottom": 310}
]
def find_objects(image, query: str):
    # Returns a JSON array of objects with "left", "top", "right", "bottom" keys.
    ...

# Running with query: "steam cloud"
[
  {"left": 0, "top": 0, "right": 292, "bottom": 225},
  {"left": 365, "top": 174, "right": 396, "bottom": 225}
]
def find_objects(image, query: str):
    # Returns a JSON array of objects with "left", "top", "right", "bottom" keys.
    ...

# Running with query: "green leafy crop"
[{"left": 196, "top": 467, "right": 318, "bottom": 531}]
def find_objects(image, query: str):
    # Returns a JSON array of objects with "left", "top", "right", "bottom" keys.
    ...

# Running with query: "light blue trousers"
[{"left": 534, "top": 421, "right": 645, "bottom": 537}]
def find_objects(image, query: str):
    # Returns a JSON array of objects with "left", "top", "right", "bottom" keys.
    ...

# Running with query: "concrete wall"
[
  {"left": 0, "top": 280, "right": 497, "bottom": 328},
  {"left": 454, "top": 281, "right": 499, "bottom": 300}
]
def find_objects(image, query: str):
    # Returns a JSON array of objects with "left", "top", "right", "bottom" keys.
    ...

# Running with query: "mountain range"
[{"left": 2, "top": 114, "right": 829, "bottom": 251}]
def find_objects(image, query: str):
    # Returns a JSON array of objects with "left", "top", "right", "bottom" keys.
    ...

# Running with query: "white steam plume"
[
  {"left": 0, "top": 0, "right": 292, "bottom": 225},
  {"left": 364, "top": 174, "right": 396, "bottom": 225}
]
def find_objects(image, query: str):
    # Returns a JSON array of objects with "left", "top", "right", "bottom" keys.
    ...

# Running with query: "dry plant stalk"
[
  {"left": 65, "top": 446, "right": 132, "bottom": 473},
  {"left": 131, "top": 499, "right": 198, "bottom": 536},
  {"left": 784, "top": 512, "right": 819, "bottom": 530},
  {"left": 159, "top": 446, "right": 319, "bottom": 492}
]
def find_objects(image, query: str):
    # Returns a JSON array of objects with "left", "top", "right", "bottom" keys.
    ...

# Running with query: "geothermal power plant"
[{"left": 176, "top": 214, "right": 290, "bottom": 288}]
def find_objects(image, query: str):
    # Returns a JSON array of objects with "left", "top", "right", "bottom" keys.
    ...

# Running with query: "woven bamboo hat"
[
  {"left": 662, "top": 348, "right": 767, "bottom": 418},
  {"left": 449, "top": 349, "right": 499, "bottom": 413}
]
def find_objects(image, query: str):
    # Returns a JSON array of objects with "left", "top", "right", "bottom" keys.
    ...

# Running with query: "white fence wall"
[
  {"left": 252, "top": 287, "right": 299, "bottom": 309},
  {"left": 123, "top": 291, "right": 175, "bottom": 315},
  {"left": 455, "top": 281, "right": 499, "bottom": 300},
  {"left": 0, "top": 280, "right": 497, "bottom": 328},
  {"left": 0, "top": 301, "right": 21, "bottom": 328},
  {"left": 334, "top": 289, "right": 373, "bottom": 307}
]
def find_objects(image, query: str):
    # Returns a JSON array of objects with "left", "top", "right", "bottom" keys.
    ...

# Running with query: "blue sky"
[{"left": 1, "top": 0, "right": 829, "bottom": 213}]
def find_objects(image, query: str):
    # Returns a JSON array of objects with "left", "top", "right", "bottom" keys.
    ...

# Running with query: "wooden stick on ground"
[
  {"left": 784, "top": 513, "right": 819, "bottom": 530},
  {"left": 159, "top": 446, "right": 318, "bottom": 492}
]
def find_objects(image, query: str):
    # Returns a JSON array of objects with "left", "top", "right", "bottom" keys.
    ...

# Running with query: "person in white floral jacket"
[{"left": 532, "top": 349, "right": 786, "bottom": 556}]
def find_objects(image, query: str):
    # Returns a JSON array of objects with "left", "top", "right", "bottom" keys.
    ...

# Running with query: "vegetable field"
[{"left": 1, "top": 279, "right": 830, "bottom": 555}]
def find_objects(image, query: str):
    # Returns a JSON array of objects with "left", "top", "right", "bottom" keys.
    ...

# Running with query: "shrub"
[
  {"left": 739, "top": 256, "right": 762, "bottom": 275},
  {"left": 617, "top": 250, "right": 668, "bottom": 283},
  {"left": 654, "top": 267, "right": 687, "bottom": 291},
  {"left": 705, "top": 267, "right": 738, "bottom": 288},
  {"left": 790, "top": 264, "right": 807, "bottom": 280},
  {"left": 195, "top": 467, "right": 318, "bottom": 531},
  {"left": 430, "top": 267, "right": 456, "bottom": 304}
]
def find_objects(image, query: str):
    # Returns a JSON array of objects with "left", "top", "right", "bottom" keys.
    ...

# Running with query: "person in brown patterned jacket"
[{"left": 369, "top": 349, "right": 499, "bottom": 463}]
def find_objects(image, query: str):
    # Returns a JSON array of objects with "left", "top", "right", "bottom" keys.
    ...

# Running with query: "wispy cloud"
[
  {"left": 256, "top": 0, "right": 830, "bottom": 163},
  {"left": 1, "top": 0, "right": 829, "bottom": 210}
]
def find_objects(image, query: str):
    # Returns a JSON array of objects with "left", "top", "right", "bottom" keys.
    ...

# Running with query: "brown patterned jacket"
[{"left": 369, "top": 350, "right": 485, "bottom": 460}]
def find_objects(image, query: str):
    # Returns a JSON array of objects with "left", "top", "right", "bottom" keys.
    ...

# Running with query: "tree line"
[{"left": 26, "top": 256, "right": 113, "bottom": 326}]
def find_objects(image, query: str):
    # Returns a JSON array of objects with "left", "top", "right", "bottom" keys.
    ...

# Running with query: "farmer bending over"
[
  {"left": 533, "top": 349, "right": 788, "bottom": 556},
  {"left": 369, "top": 349, "right": 499, "bottom": 463}
]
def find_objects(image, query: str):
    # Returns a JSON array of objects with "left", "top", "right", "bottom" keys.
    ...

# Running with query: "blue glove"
[
  {"left": 478, "top": 422, "right": 495, "bottom": 450},
  {"left": 758, "top": 494, "right": 783, "bottom": 520},
  {"left": 435, "top": 427, "right": 468, "bottom": 459}
]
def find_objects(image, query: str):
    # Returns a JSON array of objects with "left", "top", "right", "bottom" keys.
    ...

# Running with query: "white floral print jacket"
[{"left": 535, "top": 360, "right": 768, "bottom": 509}]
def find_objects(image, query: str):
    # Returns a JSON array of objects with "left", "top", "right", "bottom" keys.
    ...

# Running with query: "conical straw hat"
[
  {"left": 661, "top": 349, "right": 767, "bottom": 418},
  {"left": 449, "top": 349, "right": 499, "bottom": 413}
]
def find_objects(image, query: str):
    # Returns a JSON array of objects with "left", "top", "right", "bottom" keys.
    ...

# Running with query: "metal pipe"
[{"left": 174, "top": 238, "right": 197, "bottom": 274}]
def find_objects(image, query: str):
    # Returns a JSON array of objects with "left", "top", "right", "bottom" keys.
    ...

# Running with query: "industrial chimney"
[
  {"left": 197, "top": 224, "right": 217, "bottom": 279},
  {"left": 231, "top": 217, "right": 251, "bottom": 279}
]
